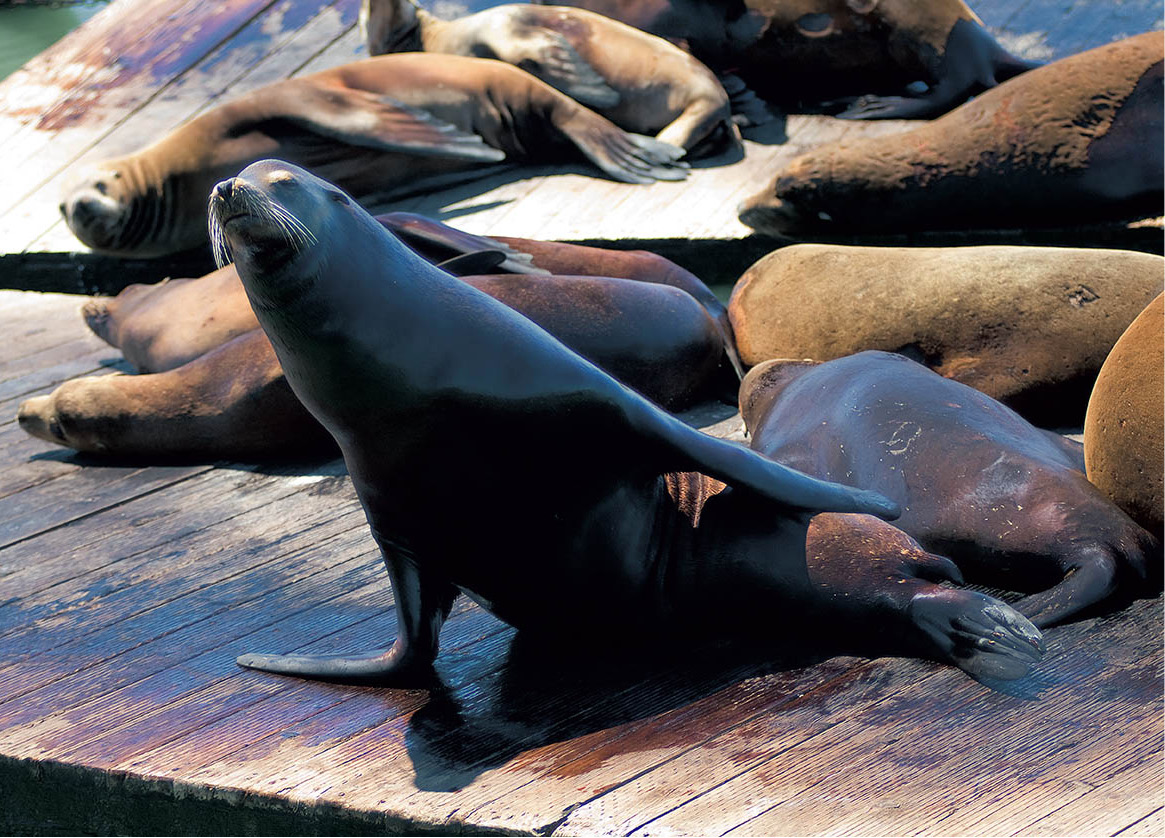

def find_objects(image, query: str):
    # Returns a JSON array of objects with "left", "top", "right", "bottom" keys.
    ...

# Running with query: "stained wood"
[{"left": 0, "top": 0, "right": 1163, "bottom": 830}]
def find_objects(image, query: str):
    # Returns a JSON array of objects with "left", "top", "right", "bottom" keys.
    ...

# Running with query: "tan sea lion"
[
  {"left": 206, "top": 160, "right": 1041, "bottom": 684},
  {"left": 1084, "top": 293, "right": 1165, "bottom": 536},
  {"left": 738, "top": 32, "right": 1164, "bottom": 235},
  {"left": 741, "top": 350, "right": 1161, "bottom": 628},
  {"left": 362, "top": 0, "right": 742, "bottom": 155},
  {"left": 60, "top": 53, "right": 687, "bottom": 258},
  {"left": 19, "top": 222, "right": 742, "bottom": 459},
  {"left": 728, "top": 244, "right": 1164, "bottom": 425},
  {"left": 537, "top": 0, "right": 1039, "bottom": 117}
]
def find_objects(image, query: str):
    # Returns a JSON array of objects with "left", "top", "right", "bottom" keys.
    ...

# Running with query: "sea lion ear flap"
[
  {"left": 846, "top": 0, "right": 878, "bottom": 13},
  {"left": 739, "top": 358, "right": 821, "bottom": 432}
]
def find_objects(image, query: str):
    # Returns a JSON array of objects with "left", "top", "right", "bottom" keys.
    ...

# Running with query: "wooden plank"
[
  {"left": 0, "top": 0, "right": 280, "bottom": 221},
  {"left": 1016, "top": 756, "right": 1164, "bottom": 837},
  {"left": 24, "top": 0, "right": 365, "bottom": 253},
  {"left": 712, "top": 603, "right": 1162, "bottom": 837},
  {"left": 1118, "top": 808, "right": 1164, "bottom": 837}
]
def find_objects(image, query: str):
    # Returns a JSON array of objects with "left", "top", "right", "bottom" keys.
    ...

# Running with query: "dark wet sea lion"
[
  {"left": 727, "top": 244, "right": 1164, "bottom": 425},
  {"left": 206, "top": 160, "right": 1042, "bottom": 684},
  {"left": 1085, "top": 293, "right": 1164, "bottom": 537},
  {"left": 741, "top": 351, "right": 1162, "bottom": 628},
  {"left": 537, "top": 0, "right": 1037, "bottom": 117},
  {"left": 739, "top": 32, "right": 1164, "bottom": 236},
  {"left": 362, "top": 0, "right": 741, "bottom": 155},
  {"left": 61, "top": 53, "right": 687, "bottom": 258}
]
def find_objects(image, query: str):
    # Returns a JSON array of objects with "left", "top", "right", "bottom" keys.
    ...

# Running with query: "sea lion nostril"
[
  {"left": 212, "top": 180, "right": 235, "bottom": 203},
  {"left": 58, "top": 202, "right": 67, "bottom": 217}
]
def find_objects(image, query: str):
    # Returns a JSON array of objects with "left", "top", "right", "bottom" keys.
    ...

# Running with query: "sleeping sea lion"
[
  {"left": 1084, "top": 293, "right": 1165, "bottom": 537},
  {"left": 362, "top": 0, "right": 742, "bottom": 155},
  {"left": 19, "top": 229, "right": 741, "bottom": 458},
  {"left": 740, "top": 350, "right": 1162, "bottom": 628},
  {"left": 537, "top": 0, "right": 1038, "bottom": 117},
  {"left": 60, "top": 53, "right": 687, "bottom": 258},
  {"left": 203, "top": 159, "right": 1042, "bottom": 684},
  {"left": 738, "top": 32, "right": 1164, "bottom": 236},
  {"left": 727, "top": 244, "right": 1164, "bottom": 425}
]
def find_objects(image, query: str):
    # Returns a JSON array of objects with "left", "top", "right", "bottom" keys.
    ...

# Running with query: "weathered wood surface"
[
  {"left": 0, "top": 0, "right": 1160, "bottom": 290},
  {"left": 0, "top": 292, "right": 1161, "bottom": 836}
]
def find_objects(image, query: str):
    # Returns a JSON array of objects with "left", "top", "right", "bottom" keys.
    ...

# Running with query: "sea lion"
[
  {"left": 1084, "top": 293, "right": 1165, "bottom": 536},
  {"left": 727, "top": 244, "right": 1165, "bottom": 425},
  {"left": 740, "top": 351, "right": 1162, "bottom": 627},
  {"left": 362, "top": 0, "right": 742, "bottom": 155},
  {"left": 208, "top": 159, "right": 1042, "bottom": 684},
  {"left": 60, "top": 53, "right": 687, "bottom": 258},
  {"left": 536, "top": 0, "right": 1038, "bottom": 117},
  {"left": 738, "top": 32, "right": 1164, "bottom": 236},
  {"left": 19, "top": 243, "right": 741, "bottom": 458}
]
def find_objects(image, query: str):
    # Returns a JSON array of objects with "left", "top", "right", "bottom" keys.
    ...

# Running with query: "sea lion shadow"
[
  {"left": 739, "top": 112, "right": 790, "bottom": 146},
  {"left": 404, "top": 630, "right": 837, "bottom": 792}
]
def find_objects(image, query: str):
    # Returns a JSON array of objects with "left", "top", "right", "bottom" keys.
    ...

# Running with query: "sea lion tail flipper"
[
  {"left": 505, "top": 29, "right": 621, "bottom": 109},
  {"left": 910, "top": 589, "right": 1044, "bottom": 681},
  {"left": 377, "top": 212, "right": 549, "bottom": 275},
  {"left": 650, "top": 411, "right": 899, "bottom": 518},
  {"left": 279, "top": 87, "right": 507, "bottom": 162},
  {"left": 1013, "top": 547, "right": 1123, "bottom": 629},
  {"left": 557, "top": 109, "right": 688, "bottom": 184}
]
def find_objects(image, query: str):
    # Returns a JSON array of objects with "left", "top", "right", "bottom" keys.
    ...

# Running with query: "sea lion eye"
[
  {"left": 94, "top": 181, "right": 108, "bottom": 195},
  {"left": 330, "top": 192, "right": 350, "bottom": 205},
  {"left": 795, "top": 12, "right": 835, "bottom": 36}
]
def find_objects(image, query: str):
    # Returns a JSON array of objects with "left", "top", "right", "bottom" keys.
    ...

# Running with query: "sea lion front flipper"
[
  {"left": 271, "top": 85, "right": 507, "bottom": 162},
  {"left": 377, "top": 212, "right": 548, "bottom": 275},
  {"left": 911, "top": 590, "right": 1045, "bottom": 680},
  {"left": 237, "top": 547, "right": 459, "bottom": 684},
  {"left": 497, "top": 28, "right": 621, "bottom": 109},
  {"left": 556, "top": 108, "right": 689, "bottom": 184}
]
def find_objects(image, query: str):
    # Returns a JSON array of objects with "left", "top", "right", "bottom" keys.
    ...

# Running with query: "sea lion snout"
[{"left": 61, "top": 184, "right": 128, "bottom": 250}]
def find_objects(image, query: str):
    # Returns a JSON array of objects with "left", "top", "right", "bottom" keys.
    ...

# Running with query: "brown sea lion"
[
  {"left": 206, "top": 160, "right": 1040, "bottom": 684},
  {"left": 536, "top": 0, "right": 1038, "bottom": 117},
  {"left": 19, "top": 227, "right": 741, "bottom": 458},
  {"left": 362, "top": 0, "right": 742, "bottom": 155},
  {"left": 741, "top": 350, "right": 1162, "bottom": 628},
  {"left": 60, "top": 53, "right": 687, "bottom": 258},
  {"left": 728, "top": 244, "right": 1164, "bottom": 425},
  {"left": 1084, "top": 293, "right": 1165, "bottom": 536},
  {"left": 738, "top": 32, "right": 1164, "bottom": 235}
]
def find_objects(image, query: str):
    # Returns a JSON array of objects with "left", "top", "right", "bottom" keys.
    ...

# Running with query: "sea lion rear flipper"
[
  {"left": 377, "top": 211, "right": 548, "bottom": 275},
  {"left": 276, "top": 86, "right": 507, "bottom": 162},
  {"left": 718, "top": 72, "right": 773, "bottom": 128},
  {"left": 838, "top": 19, "right": 1042, "bottom": 120},
  {"left": 642, "top": 406, "right": 899, "bottom": 518},
  {"left": 503, "top": 28, "right": 621, "bottom": 109}
]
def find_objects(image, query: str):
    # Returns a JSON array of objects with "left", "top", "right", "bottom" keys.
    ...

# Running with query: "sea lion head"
[
  {"left": 60, "top": 162, "right": 147, "bottom": 255},
  {"left": 739, "top": 358, "right": 820, "bottom": 431},
  {"left": 207, "top": 160, "right": 345, "bottom": 306}
]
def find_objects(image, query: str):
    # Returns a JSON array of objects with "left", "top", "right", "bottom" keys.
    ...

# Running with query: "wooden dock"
[
  {"left": 0, "top": 289, "right": 1162, "bottom": 836},
  {"left": 0, "top": 0, "right": 1162, "bottom": 833}
]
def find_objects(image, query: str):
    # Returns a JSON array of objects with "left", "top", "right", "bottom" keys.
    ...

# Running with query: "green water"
[{"left": 0, "top": 2, "right": 109, "bottom": 82}]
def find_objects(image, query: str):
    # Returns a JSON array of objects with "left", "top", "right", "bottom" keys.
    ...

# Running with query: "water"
[{"left": 0, "top": 1, "right": 109, "bottom": 82}]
